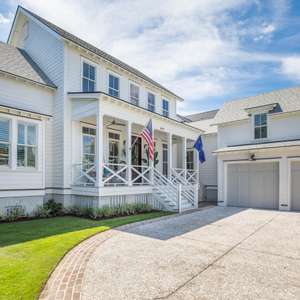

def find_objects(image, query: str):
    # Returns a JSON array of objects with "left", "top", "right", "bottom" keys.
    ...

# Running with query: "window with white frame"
[
  {"left": 82, "top": 127, "right": 96, "bottom": 170},
  {"left": 254, "top": 113, "right": 267, "bottom": 139},
  {"left": 162, "top": 143, "right": 168, "bottom": 176},
  {"left": 130, "top": 83, "right": 139, "bottom": 105},
  {"left": 0, "top": 118, "right": 10, "bottom": 166},
  {"left": 82, "top": 62, "right": 96, "bottom": 92},
  {"left": 186, "top": 149, "right": 194, "bottom": 170},
  {"left": 162, "top": 99, "right": 169, "bottom": 117},
  {"left": 108, "top": 74, "right": 120, "bottom": 97},
  {"left": 17, "top": 123, "right": 37, "bottom": 167},
  {"left": 108, "top": 132, "right": 120, "bottom": 164},
  {"left": 148, "top": 92, "right": 155, "bottom": 112}
]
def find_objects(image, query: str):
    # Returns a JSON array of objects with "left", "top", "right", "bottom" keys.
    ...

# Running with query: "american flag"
[{"left": 141, "top": 119, "right": 154, "bottom": 161}]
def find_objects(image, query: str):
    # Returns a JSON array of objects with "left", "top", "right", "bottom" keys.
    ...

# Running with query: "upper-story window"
[
  {"left": 109, "top": 74, "right": 120, "bottom": 97},
  {"left": 17, "top": 123, "right": 37, "bottom": 168},
  {"left": 0, "top": 118, "right": 10, "bottom": 166},
  {"left": 82, "top": 62, "right": 96, "bottom": 92},
  {"left": 130, "top": 83, "right": 139, "bottom": 106},
  {"left": 148, "top": 92, "right": 155, "bottom": 112},
  {"left": 162, "top": 99, "right": 169, "bottom": 117},
  {"left": 254, "top": 113, "right": 267, "bottom": 139}
]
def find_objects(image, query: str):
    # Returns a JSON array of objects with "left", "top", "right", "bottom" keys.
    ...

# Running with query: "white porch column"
[
  {"left": 126, "top": 121, "right": 132, "bottom": 186},
  {"left": 182, "top": 137, "right": 187, "bottom": 177},
  {"left": 11, "top": 118, "right": 17, "bottom": 170},
  {"left": 217, "top": 158, "right": 226, "bottom": 206},
  {"left": 96, "top": 102, "right": 104, "bottom": 187},
  {"left": 167, "top": 132, "right": 172, "bottom": 180},
  {"left": 149, "top": 128, "right": 154, "bottom": 184},
  {"left": 279, "top": 156, "right": 290, "bottom": 211}
]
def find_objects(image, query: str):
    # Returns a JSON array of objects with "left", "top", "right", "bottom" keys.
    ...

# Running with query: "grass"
[{"left": 0, "top": 211, "right": 170, "bottom": 300}]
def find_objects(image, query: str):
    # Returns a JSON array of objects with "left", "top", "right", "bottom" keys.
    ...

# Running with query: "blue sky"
[{"left": 1, "top": 0, "right": 300, "bottom": 114}]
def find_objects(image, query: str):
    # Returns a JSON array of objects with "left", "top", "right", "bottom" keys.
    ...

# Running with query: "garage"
[
  {"left": 291, "top": 161, "right": 300, "bottom": 211},
  {"left": 227, "top": 162, "right": 279, "bottom": 210}
]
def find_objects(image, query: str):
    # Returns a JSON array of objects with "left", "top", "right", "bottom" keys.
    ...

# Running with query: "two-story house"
[
  {"left": 213, "top": 87, "right": 300, "bottom": 211},
  {"left": 0, "top": 6, "right": 202, "bottom": 215}
]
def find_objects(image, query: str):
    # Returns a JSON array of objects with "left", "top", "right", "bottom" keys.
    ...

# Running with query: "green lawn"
[{"left": 0, "top": 212, "right": 170, "bottom": 300}]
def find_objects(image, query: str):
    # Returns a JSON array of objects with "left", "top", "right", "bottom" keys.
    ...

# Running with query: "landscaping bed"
[{"left": 0, "top": 211, "right": 171, "bottom": 299}]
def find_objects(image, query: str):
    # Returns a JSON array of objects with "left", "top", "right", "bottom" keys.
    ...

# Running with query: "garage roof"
[{"left": 213, "top": 86, "right": 300, "bottom": 125}]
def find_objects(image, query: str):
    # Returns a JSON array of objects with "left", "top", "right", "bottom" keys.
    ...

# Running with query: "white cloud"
[
  {"left": 0, "top": 13, "right": 12, "bottom": 24},
  {"left": 7, "top": 0, "right": 293, "bottom": 113},
  {"left": 281, "top": 56, "right": 300, "bottom": 81}
]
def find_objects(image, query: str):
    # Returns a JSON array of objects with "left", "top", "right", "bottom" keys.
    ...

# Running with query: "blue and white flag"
[{"left": 194, "top": 136, "right": 206, "bottom": 163}]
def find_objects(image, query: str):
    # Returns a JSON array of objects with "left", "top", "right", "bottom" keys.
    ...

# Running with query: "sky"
[{"left": 1, "top": 0, "right": 300, "bottom": 114}]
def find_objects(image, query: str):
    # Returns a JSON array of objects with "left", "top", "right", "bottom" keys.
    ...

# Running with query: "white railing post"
[
  {"left": 178, "top": 183, "right": 182, "bottom": 213},
  {"left": 167, "top": 132, "right": 172, "bottom": 180},
  {"left": 126, "top": 121, "right": 132, "bottom": 186},
  {"left": 96, "top": 102, "right": 104, "bottom": 187},
  {"left": 194, "top": 184, "right": 198, "bottom": 208}
]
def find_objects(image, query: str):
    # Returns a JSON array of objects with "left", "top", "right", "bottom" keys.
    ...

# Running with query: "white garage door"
[
  {"left": 291, "top": 162, "right": 300, "bottom": 211},
  {"left": 227, "top": 162, "right": 279, "bottom": 210}
]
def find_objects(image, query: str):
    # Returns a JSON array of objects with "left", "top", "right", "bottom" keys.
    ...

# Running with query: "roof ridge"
[{"left": 17, "top": 5, "right": 183, "bottom": 100}]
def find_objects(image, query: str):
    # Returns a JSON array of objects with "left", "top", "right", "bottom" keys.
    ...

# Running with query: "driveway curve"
[{"left": 41, "top": 206, "right": 300, "bottom": 300}]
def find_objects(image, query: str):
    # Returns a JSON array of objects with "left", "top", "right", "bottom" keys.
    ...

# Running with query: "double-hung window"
[
  {"left": 130, "top": 83, "right": 139, "bottom": 105},
  {"left": 254, "top": 113, "right": 267, "bottom": 139},
  {"left": 108, "top": 132, "right": 120, "bottom": 164},
  {"left": 82, "top": 62, "right": 96, "bottom": 92},
  {"left": 17, "top": 123, "right": 37, "bottom": 167},
  {"left": 148, "top": 92, "right": 155, "bottom": 112},
  {"left": 162, "top": 99, "right": 169, "bottom": 117},
  {"left": 0, "top": 118, "right": 10, "bottom": 166},
  {"left": 82, "top": 127, "right": 96, "bottom": 170},
  {"left": 109, "top": 74, "right": 120, "bottom": 97}
]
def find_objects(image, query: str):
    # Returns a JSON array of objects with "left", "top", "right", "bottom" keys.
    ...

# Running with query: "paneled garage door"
[
  {"left": 291, "top": 161, "right": 300, "bottom": 211},
  {"left": 227, "top": 162, "right": 279, "bottom": 210}
]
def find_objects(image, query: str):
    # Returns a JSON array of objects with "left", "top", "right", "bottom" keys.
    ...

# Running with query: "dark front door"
[{"left": 131, "top": 136, "right": 142, "bottom": 182}]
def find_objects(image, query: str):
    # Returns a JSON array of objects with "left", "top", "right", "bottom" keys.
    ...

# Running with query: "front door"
[{"left": 131, "top": 136, "right": 142, "bottom": 182}]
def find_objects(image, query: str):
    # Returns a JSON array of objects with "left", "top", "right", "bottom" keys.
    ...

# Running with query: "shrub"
[
  {"left": 2, "top": 206, "right": 26, "bottom": 222},
  {"left": 43, "top": 200, "right": 63, "bottom": 217}
]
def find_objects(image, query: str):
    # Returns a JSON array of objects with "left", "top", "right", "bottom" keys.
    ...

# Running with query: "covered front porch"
[{"left": 70, "top": 92, "right": 201, "bottom": 190}]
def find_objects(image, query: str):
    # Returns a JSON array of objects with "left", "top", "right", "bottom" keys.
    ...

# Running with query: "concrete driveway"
[{"left": 81, "top": 206, "right": 300, "bottom": 300}]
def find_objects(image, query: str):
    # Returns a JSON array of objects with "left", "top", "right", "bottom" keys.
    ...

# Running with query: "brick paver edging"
[{"left": 38, "top": 212, "right": 182, "bottom": 300}]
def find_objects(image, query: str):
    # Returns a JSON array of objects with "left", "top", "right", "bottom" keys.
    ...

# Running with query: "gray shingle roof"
[
  {"left": 18, "top": 6, "right": 182, "bottom": 100},
  {"left": 185, "top": 109, "right": 219, "bottom": 122},
  {"left": 0, "top": 41, "right": 56, "bottom": 88},
  {"left": 214, "top": 86, "right": 300, "bottom": 125}
]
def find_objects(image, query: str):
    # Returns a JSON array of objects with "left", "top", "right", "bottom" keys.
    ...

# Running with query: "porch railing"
[
  {"left": 171, "top": 168, "right": 198, "bottom": 185},
  {"left": 72, "top": 163, "right": 96, "bottom": 187}
]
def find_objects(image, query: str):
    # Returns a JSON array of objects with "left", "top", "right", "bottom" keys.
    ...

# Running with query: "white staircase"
[{"left": 152, "top": 168, "right": 197, "bottom": 212}]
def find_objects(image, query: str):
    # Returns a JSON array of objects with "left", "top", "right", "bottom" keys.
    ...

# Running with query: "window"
[
  {"left": 162, "top": 143, "right": 168, "bottom": 176},
  {"left": 17, "top": 123, "right": 37, "bottom": 167},
  {"left": 148, "top": 92, "right": 155, "bottom": 112},
  {"left": 254, "top": 113, "right": 267, "bottom": 139},
  {"left": 186, "top": 149, "right": 194, "bottom": 170},
  {"left": 0, "top": 118, "right": 10, "bottom": 166},
  {"left": 82, "top": 62, "right": 96, "bottom": 92},
  {"left": 162, "top": 99, "right": 169, "bottom": 117},
  {"left": 130, "top": 83, "right": 139, "bottom": 105},
  {"left": 109, "top": 74, "right": 120, "bottom": 97},
  {"left": 82, "top": 127, "right": 96, "bottom": 170},
  {"left": 108, "top": 132, "right": 120, "bottom": 164}
]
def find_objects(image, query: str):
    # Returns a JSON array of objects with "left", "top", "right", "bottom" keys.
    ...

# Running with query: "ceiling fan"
[{"left": 106, "top": 119, "right": 126, "bottom": 130}]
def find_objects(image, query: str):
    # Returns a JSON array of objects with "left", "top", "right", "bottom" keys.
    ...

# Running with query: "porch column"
[
  {"left": 96, "top": 104, "right": 104, "bottom": 187},
  {"left": 279, "top": 156, "right": 290, "bottom": 211},
  {"left": 167, "top": 132, "right": 172, "bottom": 180},
  {"left": 126, "top": 121, "right": 132, "bottom": 186},
  {"left": 149, "top": 128, "right": 154, "bottom": 184},
  {"left": 182, "top": 137, "right": 187, "bottom": 178}
]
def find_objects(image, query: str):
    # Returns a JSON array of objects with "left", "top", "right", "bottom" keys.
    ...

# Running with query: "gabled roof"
[
  {"left": 214, "top": 86, "right": 300, "bottom": 125},
  {"left": 0, "top": 41, "right": 56, "bottom": 88},
  {"left": 13, "top": 6, "right": 183, "bottom": 101}
]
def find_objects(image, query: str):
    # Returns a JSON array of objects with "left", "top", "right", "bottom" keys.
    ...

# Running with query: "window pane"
[
  {"left": 83, "top": 63, "right": 89, "bottom": 78},
  {"left": 18, "top": 124, "right": 25, "bottom": 144},
  {"left": 27, "top": 146, "right": 36, "bottom": 167},
  {"left": 0, "top": 119, "right": 9, "bottom": 142},
  {"left": 254, "top": 127, "right": 261, "bottom": 139},
  {"left": 17, "top": 145, "right": 25, "bottom": 167},
  {"left": 254, "top": 114, "right": 261, "bottom": 126},
  {"left": 89, "top": 65, "right": 95, "bottom": 80},
  {"left": 109, "top": 88, "right": 119, "bottom": 97},
  {"left": 261, "top": 113, "right": 267, "bottom": 125},
  {"left": 82, "top": 78, "right": 89, "bottom": 92},
  {"left": 27, "top": 125, "right": 36, "bottom": 145},
  {"left": 89, "top": 80, "right": 95, "bottom": 92},
  {"left": 83, "top": 135, "right": 95, "bottom": 154},
  {"left": 0, "top": 143, "right": 9, "bottom": 165},
  {"left": 261, "top": 126, "right": 267, "bottom": 138}
]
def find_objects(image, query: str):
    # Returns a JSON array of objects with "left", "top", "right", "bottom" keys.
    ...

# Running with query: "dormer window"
[
  {"left": 82, "top": 62, "right": 96, "bottom": 92},
  {"left": 254, "top": 113, "right": 267, "bottom": 139}
]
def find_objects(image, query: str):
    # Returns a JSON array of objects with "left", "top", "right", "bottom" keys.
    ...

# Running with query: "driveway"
[{"left": 79, "top": 206, "right": 300, "bottom": 300}]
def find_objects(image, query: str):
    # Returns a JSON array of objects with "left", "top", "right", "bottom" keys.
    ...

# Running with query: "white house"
[
  {"left": 213, "top": 87, "right": 300, "bottom": 211},
  {"left": 0, "top": 6, "right": 202, "bottom": 215}
]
